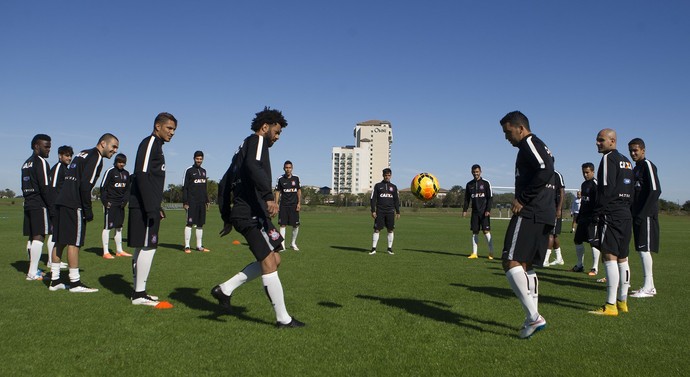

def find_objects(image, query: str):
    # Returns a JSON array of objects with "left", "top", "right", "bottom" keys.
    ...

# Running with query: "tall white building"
[{"left": 331, "top": 120, "right": 392, "bottom": 194}]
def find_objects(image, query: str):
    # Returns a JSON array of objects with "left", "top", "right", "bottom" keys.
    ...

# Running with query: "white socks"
[
  {"left": 46, "top": 235, "right": 55, "bottom": 265},
  {"left": 291, "top": 227, "right": 299, "bottom": 246},
  {"left": 114, "top": 228, "right": 123, "bottom": 253},
  {"left": 526, "top": 269, "right": 539, "bottom": 308},
  {"left": 604, "top": 260, "right": 619, "bottom": 304},
  {"left": 618, "top": 261, "right": 630, "bottom": 302},
  {"left": 372, "top": 233, "right": 379, "bottom": 248},
  {"left": 387, "top": 232, "right": 394, "bottom": 248},
  {"left": 639, "top": 251, "right": 655, "bottom": 290},
  {"left": 69, "top": 267, "right": 80, "bottom": 283},
  {"left": 506, "top": 266, "right": 539, "bottom": 322},
  {"left": 196, "top": 228, "right": 203, "bottom": 249},
  {"left": 102, "top": 229, "right": 110, "bottom": 254},
  {"left": 220, "top": 262, "right": 262, "bottom": 296},
  {"left": 472, "top": 234, "right": 478, "bottom": 254},
  {"left": 554, "top": 247, "right": 563, "bottom": 262},
  {"left": 544, "top": 249, "right": 552, "bottom": 265},
  {"left": 485, "top": 233, "right": 494, "bottom": 254},
  {"left": 184, "top": 226, "right": 192, "bottom": 248},
  {"left": 133, "top": 248, "right": 156, "bottom": 293},
  {"left": 28, "top": 240, "right": 43, "bottom": 277},
  {"left": 575, "top": 244, "right": 585, "bottom": 267},
  {"left": 591, "top": 247, "right": 601, "bottom": 272},
  {"left": 262, "top": 271, "right": 291, "bottom": 324}
]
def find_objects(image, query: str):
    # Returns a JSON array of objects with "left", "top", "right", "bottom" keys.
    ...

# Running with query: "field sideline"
[{"left": 1, "top": 201, "right": 688, "bottom": 376}]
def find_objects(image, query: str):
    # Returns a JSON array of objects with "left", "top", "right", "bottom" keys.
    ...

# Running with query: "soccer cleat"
[
  {"left": 468, "top": 254, "right": 478, "bottom": 259},
  {"left": 26, "top": 273, "right": 43, "bottom": 281},
  {"left": 291, "top": 244, "right": 300, "bottom": 251},
  {"left": 211, "top": 285, "right": 232, "bottom": 313},
  {"left": 588, "top": 269, "right": 598, "bottom": 276},
  {"left": 519, "top": 315, "right": 546, "bottom": 339},
  {"left": 549, "top": 259, "right": 565, "bottom": 266},
  {"left": 132, "top": 295, "right": 160, "bottom": 306},
  {"left": 616, "top": 300, "right": 628, "bottom": 313},
  {"left": 596, "top": 277, "right": 607, "bottom": 283},
  {"left": 103, "top": 253, "right": 115, "bottom": 260},
  {"left": 276, "top": 317, "right": 306, "bottom": 328},
  {"left": 387, "top": 248, "right": 394, "bottom": 255},
  {"left": 488, "top": 254, "right": 494, "bottom": 260},
  {"left": 48, "top": 282, "right": 68, "bottom": 291},
  {"left": 116, "top": 251, "right": 133, "bottom": 257},
  {"left": 588, "top": 303, "right": 618, "bottom": 316},
  {"left": 197, "top": 246, "right": 211, "bottom": 252},
  {"left": 369, "top": 249, "right": 376, "bottom": 255},
  {"left": 184, "top": 247, "right": 191, "bottom": 254},
  {"left": 69, "top": 282, "right": 99, "bottom": 293},
  {"left": 630, "top": 288, "right": 657, "bottom": 298},
  {"left": 571, "top": 265, "right": 584, "bottom": 272}
]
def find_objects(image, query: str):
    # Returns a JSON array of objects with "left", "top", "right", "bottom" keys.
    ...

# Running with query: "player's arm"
[
  {"left": 100, "top": 169, "right": 112, "bottom": 207},
  {"left": 80, "top": 155, "right": 101, "bottom": 221},
  {"left": 122, "top": 170, "right": 131, "bottom": 208},
  {"left": 593, "top": 156, "right": 616, "bottom": 219},
  {"left": 182, "top": 168, "right": 190, "bottom": 209},
  {"left": 135, "top": 138, "right": 161, "bottom": 219},
  {"left": 393, "top": 185, "right": 400, "bottom": 218},
  {"left": 274, "top": 179, "right": 281, "bottom": 204},
  {"left": 485, "top": 180, "right": 493, "bottom": 217},
  {"left": 516, "top": 144, "right": 554, "bottom": 207},
  {"left": 245, "top": 135, "right": 273, "bottom": 202},
  {"left": 370, "top": 184, "right": 378, "bottom": 218},
  {"left": 37, "top": 159, "right": 53, "bottom": 214},
  {"left": 638, "top": 162, "right": 662, "bottom": 218},
  {"left": 462, "top": 183, "right": 470, "bottom": 214}
]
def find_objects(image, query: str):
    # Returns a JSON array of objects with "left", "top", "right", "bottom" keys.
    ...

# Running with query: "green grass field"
[{"left": 1, "top": 200, "right": 688, "bottom": 376}]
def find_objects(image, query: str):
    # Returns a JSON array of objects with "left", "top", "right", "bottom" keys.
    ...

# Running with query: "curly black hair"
[{"left": 251, "top": 106, "right": 288, "bottom": 131}]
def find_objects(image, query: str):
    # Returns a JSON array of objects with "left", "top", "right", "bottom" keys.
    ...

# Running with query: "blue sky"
[{"left": 2, "top": 1, "right": 689, "bottom": 203}]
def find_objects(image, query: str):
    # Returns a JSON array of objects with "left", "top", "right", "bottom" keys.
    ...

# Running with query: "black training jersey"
[
  {"left": 594, "top": 149, "right": 634, "bottom": 219},
  {"left": 276, "top": 174, "right": 301, "bottom": 207},
  {"left": 463, "top": 178, "right": 493, "bottom": 214},
  {"left": 56, "top": 147, "right": 103, "bottom": 211},
  {"left": 229, "top": 134, "right": 274, "bottom": 220},
  {"left": 578, "top": 178, "right": 598, "bottom": 220},
  {"left": 182, "top": 165, "right": 208, "bottom": 205},
  {"left": 21, "top": 154, "right": 52, "bottom": 211},
  {"left": 554, "top": 170, "right": 565, "bottom": 212},
  {"left": 100, "top": 167, "right": 130, "bottom": 206},
  {"left": 48, "top": 161, "right": 68, "bottom": 214},
  {"left": 514, "top": 134, "right": 556, "bottom": 224},
  {"left": 632, "top": 158, "right": 661, "bottom": 219},
  {"left": 370, "top": 180, "right": 400, "bottom": 215},
  {"left": 129, "top": 134, "right": 166, "bottom": 218}
]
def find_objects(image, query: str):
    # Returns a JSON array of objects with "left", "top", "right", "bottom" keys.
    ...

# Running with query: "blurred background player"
[
  {"left": 571, "top": 163, "right": 601, "bottom": 274},
  {"left": 47, "top": 145, "right": 73, "bottom": 271},
  {"left": 544, "top": 168, "right": 565, "bottom": 266},
  {"left": 21, "top": 134, "right": 52, "bottom": 281},
  {"left": 275, "top": 160, "right": 301, "bottom": 250},
  {"left": 499, "top": 111, "right": 555, "bottom": 339},
  {"left": 589, "top": 128, "right": 633, "bottom": 316},
  {"left": 570, "top": 190, "right": 581, "bottom": 233},
  {"left": 628, "top": 138, "right": 661, "bottom": 298},
  {"left": 462, "top": 164, "right": 494, "bottom": 259},
  {"left": 51, "top": 134, "right": 119, "bottom": 292},
  {"left": 215, "top": 107, "right": 304, "bottom": 328},
  {"left": 182, "top": 150, "right": 210, "bottom": 253},
  {"left": 128, "top": 113, "right": 177, "bottom": 307},
  {"left": 100, "top": 153, "right": 132, "bottom": 259},
  {"left": 370, "top": 168, "right": 400, "bottom": 255}
]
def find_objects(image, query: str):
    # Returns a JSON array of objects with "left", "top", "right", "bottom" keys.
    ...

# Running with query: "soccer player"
[
  {"left": 46, "top": 145, "right": 73, "bottom": 270},
  {"left": 369, "top": 168, "right": 401, "bottom": 255},
  {"left": 100, "top": 153, "right": 132, "bottom": 259},
  {"left": 182, "top": 150, "right": 210, "bottom": 253},
  {"left": 21, "top": 134, "right": 53, "bottom": 281},
  {"left": 628, "top": 138, "right": 661, "bottom": 298},
  {"left": 51, "top": 134, "right": 119, "bottom": 292},
  {"left": 128, "top": 112, "right": 177, "bottom": 307},
  {"left": 275, "top": 160, "right": 302, "bottom": 250},
  {"left": 571, "top": 163, "right": 601, "bottom": 275},
  {"left": 462, "top": 164, "right": 494, "bottom": 259},
  {"left": 571, "top": 190, "right": 581, "bottom": 233},
  {"left": 544, "top": 169, "right": 565, "bottom": 266},
  {"left": 214, "top": 107, "right": 304, "bottom": 328},
  {"left": 588, "top": 128, "right": 634, "bottom": 316},
  {"left": 499, "top": 111, "right": 555, "bottom": 339}
]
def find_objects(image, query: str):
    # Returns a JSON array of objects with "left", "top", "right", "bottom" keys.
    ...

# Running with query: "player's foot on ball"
[
  {"left": 468, "top": 254, "right": 478, "bottom": 259},
  {"left": 276, "top": 317, "right": 306, "bottom": 328},
  {"left": 103, "top": 253, "right": 115, "bottom": 260},
  {"left": 211, "top": 285, "right": 232, "bottom": 313},
  {"left": 369, "top": 249, "right": 376, "bottom": 255},
  {"left": 69, "top": 281, "right": 98, "bottom": 293},
  {"left": 116, "top": 251, "right": 133, "bottom": 257},
  {"left": 184, "top": 247, "right": 191, "bottom": 254},
  {"left": 197, "top": 246, "right": 210, "bottom": 252}
]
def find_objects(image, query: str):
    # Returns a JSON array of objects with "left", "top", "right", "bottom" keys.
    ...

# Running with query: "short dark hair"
[
  {"left": 582, "top": 162, "right": 595, "bottom": 171},
  {"left": 471, "top": 164, "right": 481, "bottom": 171},
  {"left": 115, "top": 153, "right": 127, "bottom": 164},
  {"left": 98, "top": 133, "right": 118, "bottom": 144},
  {"left": 284, "top": 160, "right": 293, "bottom": 166},
  {"left": 500, "top": 111, "right": 530, "bottom": 131},
  {"left": 58, "top": 145, "right": 73, "bottom": 156},
  {"left": 31, "top": 134, "right": 51, "bottom": 149},
  {"left": 155, "top": 112, "right": 177, "bottom": 128},
  {"left": 251, "top": 106, "right": 287, "bottom": 131},
  {"left": 194, "top": 150, "right": 204, "bottom": 158},
  {"left": 383, "top": 168, "right": 392, "bottom": 175},
  {"left": 628, "top": 138, "right": 646, "bottom": 149}
]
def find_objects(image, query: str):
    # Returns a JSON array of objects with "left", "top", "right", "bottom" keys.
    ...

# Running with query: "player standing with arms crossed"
[
  {"left": 182, "top": 151, "right": 210, "bottom": 253},
  {"left": 275, "top": 160, "right": 301, "bottom": 251},
  {"left": 463, "top": 164, "right": 494, "bottom": 259},
  {"left": 499, "top": 111, "right": 555, "bottom": 339}
]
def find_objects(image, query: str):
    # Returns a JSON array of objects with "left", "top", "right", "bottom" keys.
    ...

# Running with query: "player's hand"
[
  {"left": 106, "top": 202, "right": 112, "bottom": 209},
  {"left": 160, "top": 209, "right": 166, "bottom": 219},
  {"left": 83, "top": 208, "right": 94, "bottom": 222},
  {"left": 371, "top": 212, "right": 377, "bottom": 219},
  {"left": 511, "top": 198, "right": 523, "bottom": 215},
  {"left": 462, "top": 211, "right": 467, "bottom": 218},
  {"left": 484, "top": 211, "right": 491, "bottom": 217},
  {"left": 219, "top": 223, "right": 233, "bottom": 237},
  {"left": 266, "top": 200, "right": 279, "bottom": 217},
  {"left": 296, "top": 203, "right": 301, "bottom": 212},
  {"left": 396, "top": 213, "right": 400, "bottom": 220}
]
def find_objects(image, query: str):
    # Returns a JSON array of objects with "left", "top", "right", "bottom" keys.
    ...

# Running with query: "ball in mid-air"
[{"left": 411, "top": 173, "right": 440, "bottom": 201}]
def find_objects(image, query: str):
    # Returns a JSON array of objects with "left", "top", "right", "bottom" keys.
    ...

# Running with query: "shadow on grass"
[
  {"left": 451, "top": 282, "right": 593, "bottom": 310},
  {"left": 83, "top": 247, "right": 103, "bottom": 257},
  {"left": 158, "top": 243, "right": 186, "bottom": 252},
  {"left": 169, "top": 287, "right": 272, "bottom": 326},
  {"left": 356, "top": 294, "right": 513, "bottom": 335},
  {"left": 404, "top": 248, "right": 462, "bottom": 257},
  {"left": 318, "top": 301, "right": 343, "bottom": 308},
  {"left": 330, "top": 245, "right": 370, "bottom": 253},
  {"left": 489, "top": 269, "right": 604, "bottom": 292},
  {"left": 10, "top": 260, "right": 28, "bottom": 274}
]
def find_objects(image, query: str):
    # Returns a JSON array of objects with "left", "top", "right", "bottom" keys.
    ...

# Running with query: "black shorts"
[
  {"left": 278, "top": 205, "right": 300, "bottom": 227},
  {"left": 633, "top": 216, "right": 660, "bottom": 253},
  {"left": 550, "top": 218, "right": 563, "bottom": 235},
  {"left": 470, "top": 212, "right": 491, "bottom": 233},
  {"left": 232, "top": 217, "right": 283, "bottom": 261},
  {"left": 374, "top": 212, "right": 396, "bottom": 231},
  {"left": 502, "top": 216, "right": 553, "bottom": 265},
  {"left": 127, "top": 207, "right": 161, "bottom": 248},
  {"left": 104, "top": 205, "right": 125, "bottom": 229},
  {"left": 593, "top": 215, "right": 632, "bottom": 258},
  {"left": 573, "top": 220, "right": 596, "bottom": 245},
  {"left": 54, "top": 206, "right": 87, "bottom": 247},
  {"left": 23, "top": 208, "right": 50, "bottom": 238},
  {"left": 186, "top": 202, "right": 207, "bottom": 227}
]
